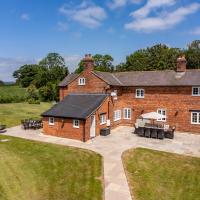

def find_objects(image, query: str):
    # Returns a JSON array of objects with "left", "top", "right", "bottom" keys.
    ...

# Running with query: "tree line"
[{"left": 11, "top": 40, "right": 200, "bottom": 102}]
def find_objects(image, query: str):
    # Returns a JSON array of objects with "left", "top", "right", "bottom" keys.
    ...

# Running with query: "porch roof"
[{"left": 42, "top": 93, "right": 108, "bottom": 119}]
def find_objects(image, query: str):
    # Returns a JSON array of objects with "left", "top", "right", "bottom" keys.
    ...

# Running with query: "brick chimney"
[
  {"left": 82, "top": 54, "right": 94, "bottom": 72},
  {"left": 176, "top": 55, "right": 187, "bottom": 72}
]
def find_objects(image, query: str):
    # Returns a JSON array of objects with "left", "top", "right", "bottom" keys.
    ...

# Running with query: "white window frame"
[
  {"left": 78, "top": 78, "right": 86, "bottom": 85},
  {"left": 73, "top": 119, "right": 80, "bottom": 128},
  {"left": 157, "top": 109, "right": 167, "bottom": 122},
  {"left": 114, "top": 110, "right": 121, "bottom": 121},
  {"left": 136, "top": 89, "right": 145, "bottom": 98},
  {"left": 191, "top": 112, "right": 200, "bottom": 125},
  {"left": 100, "top": 114, "right": 106, "bottom": 125},
  {"left": 49, "top": 117, "right": 55, "bottom": 125},
  {"left": 192, "top": 87, "right": 200, "bottom": 96},
  {"left": 124, "top": 108, "right": 131, "bottom": 120}
]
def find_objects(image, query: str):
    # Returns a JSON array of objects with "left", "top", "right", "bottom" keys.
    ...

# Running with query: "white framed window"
[
  {"left": 124, "top": 108, "right": 131, "bottom": 120},
  {"left": 191, "top": 112, "right": 200, "bottom": 124},
  {"left": 157, "top": 109, "right": 167, "bottom": 122},
  {"left": 136, "top": 89, "right": 145, "bottom": 98},
  {"left": 192, "top": 87, "right": 200, "bottom": 96},
  {"left": 78, "top": 78, "right": 86, "bottom": 85},
  {"left": 73, "top": 119, "right": 80, "bottom": 128},
  {"left": 114, "top": 110, "right": 121, "bottom": 121},
  {"left": 49, "top": 117, "right": 55, "bottom": 125},
  {"left": 100, "top": 114, "right": 106, "bottom": 125}
]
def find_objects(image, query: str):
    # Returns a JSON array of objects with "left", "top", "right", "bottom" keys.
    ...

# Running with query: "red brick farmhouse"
[{"left": 42, "top": 54, "right": 200, "bottom": 141}]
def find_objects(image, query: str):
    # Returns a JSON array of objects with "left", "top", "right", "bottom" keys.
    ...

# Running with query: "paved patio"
[{"left": 2, "top": 126, "right": 200, "bottom": 200}]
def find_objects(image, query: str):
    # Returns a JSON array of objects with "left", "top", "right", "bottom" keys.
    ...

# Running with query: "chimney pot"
[
  {"left": 82, "top": 53, "right": 94, "bottom": 72},
  {"left": 176, "top": 55, "right": 187, "bottom": 72}
]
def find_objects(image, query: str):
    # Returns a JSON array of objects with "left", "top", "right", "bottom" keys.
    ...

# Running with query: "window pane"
[
  {"left": 192, "top": 113, "right": 197, "bottom": 123},
  {"left": 192, "top": 87, "right": 200, "bottom": 95}
]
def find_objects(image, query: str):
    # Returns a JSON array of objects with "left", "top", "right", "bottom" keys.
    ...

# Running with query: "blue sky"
[{"left": 0, "top": 0, "right": 200, "bottom": 81}]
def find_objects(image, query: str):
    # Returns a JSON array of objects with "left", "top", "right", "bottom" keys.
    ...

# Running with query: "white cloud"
[
  {"left": 20, "top": 13, "right": 30, "bottom": 21},
  {"left": 57, "top": 22, "right": 68, "bottom": 31},
  {"left": 125, "top": 2, "right": 200, "bottom": 32},
  {"left": 0, "top": 57, "right": 36, "bottom": 81},
  {"left": 108, "top": 0, "right": 142, "bottom": 9},
  {"left": 131, "top": 0, "right": 176, "bottom": 18},
  {"left": 191, "top": 26, "right": 200, "bottom": 35},
  {"left": 59, "top": 2, "right": 107, "bottom": 28},
  {"left": 64, "top": 55, "right": 82, "bottom": 72}
]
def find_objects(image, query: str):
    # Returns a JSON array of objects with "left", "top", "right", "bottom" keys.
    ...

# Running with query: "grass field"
[
  {"left": 123, "top": 148, "right": 200, "bottom": 200},
  {"left": 0, "top": 135, "right": 103, "bottom": 200},
  {"left": 0, "top": 102, "right": 52, "bottom": 127},
  {"left": 0, "top": 85, "right": 27, "bottom": 103}
]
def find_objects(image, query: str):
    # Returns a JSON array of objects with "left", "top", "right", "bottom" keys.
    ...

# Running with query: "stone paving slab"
[{"left": 2, "top": 126, "right": 200, "bottom": 200}]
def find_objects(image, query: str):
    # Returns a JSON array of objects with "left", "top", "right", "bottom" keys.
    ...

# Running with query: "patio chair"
[
  {"left": 151, "top": 129, "right": 158, "bottom": 139},
  {"left": 144, "top": 128, "right": 151, "bottom": 138},
  {"left": 157, "top": 129, "right": 165, "bottom": 139},
  {"left": 138, "top": 127, "right": 145, "bottom": 137},
  {"left": 164, "top": 127, "right": 175, "bottom": 139}
]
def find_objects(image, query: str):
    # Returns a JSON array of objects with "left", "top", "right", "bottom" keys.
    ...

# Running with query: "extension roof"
[{"left": 42, "top": 93, "right": 108, "bottom": 119}]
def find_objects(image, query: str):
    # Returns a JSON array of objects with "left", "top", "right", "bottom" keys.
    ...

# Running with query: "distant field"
[
  {"left": 0, "top": 102, "right": 52, "bottom": 127},
  {"left": 0, "top": 135, "right": 103, "bottom": 200},
  {"left": 0, "top": 85, "right": 27, "bottom": 103}
]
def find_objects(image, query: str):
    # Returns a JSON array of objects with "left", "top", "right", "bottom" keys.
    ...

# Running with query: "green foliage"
[
  {"left": 13, "top": 64, "right": 40, "bottom": 87},
  {"left": 124, "top": 44, "right": 181, "bottom": 71},
  {"left": 13, "top": 53, "right": 69, "bottom": 101},
  {"left": 185, "top": 40, "right": 200, "bottom": 69},
  {"left": 0, "top": 80, "right": 4, "bottom": 86},
  {"left": 75, "top": 54, "right": 114, "bottom": 73},
  {"left": 39, "top": 83, "right": 58, "bottom": 102},
  {"left": 0, "top": 86, "right": 28, "bottom": 103},
  {"left": 27, "top": 84, "right": 40, "bottom": 104}
]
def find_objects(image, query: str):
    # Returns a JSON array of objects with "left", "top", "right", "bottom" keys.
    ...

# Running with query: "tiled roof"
[
  {"left": 58, "top": 73, "right": 79, "bottom": 87},
  {"left": 59, "top": 70, "right": 200, "bottom": 87},
  {"left": 94, "top": 70, "right": 200, "bottom": 86},
  {"left": 42, "top": 94, "right": 108, "bottom": 119}
]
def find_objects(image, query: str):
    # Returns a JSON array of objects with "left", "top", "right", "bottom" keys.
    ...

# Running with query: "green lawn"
[
  {"left": 123, "top": 148, "right": 200, "bottom": 200},
  {"left": 0, "top": 102, "right": 52, "bottom": 127},
  {"left": 0, "top": 85, "right": 28, "bottom": 103},
  {"left": 0, "top": 135, "right": 103, "bottom": 200}
]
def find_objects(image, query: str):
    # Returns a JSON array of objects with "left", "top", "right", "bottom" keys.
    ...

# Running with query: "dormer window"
[
  {"left": 192, "top": 87, "right": 200, "bottom": 96},
  {"left": 78, "top": 78, "right": 86, "bottom": 85},
  {"left": 136, "top": 89, "right": 144, "bottom": 98}
]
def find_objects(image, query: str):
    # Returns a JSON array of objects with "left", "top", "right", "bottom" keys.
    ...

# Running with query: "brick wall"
[
  {"left": 109, "top": 86, "right": 200, "bottom": 133},
  {"left": 59, "top": 71, "right": 108, "bottom": 100},
  {"left": 42, "top": 117, "right": 85, "bottom": 141},
  {"left": 43, "top": 97, "right": 109, "bottom": 141}
]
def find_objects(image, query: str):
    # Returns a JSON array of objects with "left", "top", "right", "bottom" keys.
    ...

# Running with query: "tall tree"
[
  {"left": 13, "top": 64, "right": 40, "bottom": 87},
  {"left": 123, "top": 44, "right": 181, "bottom": 72},
  {"left": 185, "top": 40, "right": 200, "bottom": 69}
]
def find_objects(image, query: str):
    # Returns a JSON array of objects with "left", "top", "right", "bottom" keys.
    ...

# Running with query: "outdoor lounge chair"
[
  {"left": 157, "top": 129, "right": 165, "bottom": 139},
  {"left": 164, "top": 127, "right": 175, "bottom": 139},
  {"left": 144, "top": 128, "right": 151, "bottom": 138},
  {"left": 151, "top": 129, "right": 158, "bottom": 138}
]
